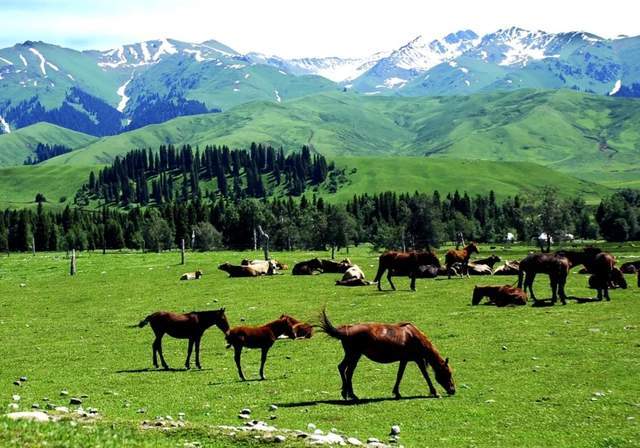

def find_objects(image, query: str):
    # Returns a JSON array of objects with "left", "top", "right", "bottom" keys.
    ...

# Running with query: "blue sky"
[{"left": 1, "top": 0, "right": 638, "bottom": 57}]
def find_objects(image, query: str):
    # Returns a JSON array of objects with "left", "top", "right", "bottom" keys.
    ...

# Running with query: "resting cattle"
[
  {"left": 240, "top": 259, "right": 278, "bottom": 275},
  {"left": 493, "top": 260, "right": 520, "bottom": 276},
  {"left": 321, "top": 258, "right": 353, "bottom": 273},
  {"left": 471, "top": 285, "right": 528, "bottom": 307},
  {"left": 218, "top": 263, "right": 261, "bottom": 277},
  {"left": 180, "top": 270, "right": 203, "bottom": 280},
  {"left": 466, "top": 263, "right": 493, "bottom": 276},
  {"left": 374, "top": 250, "right": 441, "bottom": 291},
  {"left": 292, "top": 258, "right": 323, "bottom": 275}
]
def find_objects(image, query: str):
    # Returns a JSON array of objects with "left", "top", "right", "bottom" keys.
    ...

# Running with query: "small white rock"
[
  {"left": 12, "top": 395, "right": 20, "bottom": 402},
  {"left": 6, "top": 411, "right": 50, "bottom": 422},
  {"left": 347, "top": 437, "right": 363, "bottom": 446},
  {"left": 274, "top": 435, "right": 286, "bottom": 443},
  {"left": 307, "top": 423, "right": 316, "bottom": 430}
]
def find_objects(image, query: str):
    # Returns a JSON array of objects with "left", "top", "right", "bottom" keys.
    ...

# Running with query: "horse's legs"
[
  {"left": 259, "top": 347, "right": 269, "bottom": 380},
  {"left": 185, "top": 338, "right": 194, "bottom": 369},
  {"left": 387, "top": 272, "right": 396, "bottom": 291},
  {"left": 195, "top": 336, "right": 202, "bottom": 369},
  {"left": 526, "top": 272, "right": 537, "bottom": 301},
  {"left": 338, "top": 355, "right": 350, "bottom": 400},
  {"left": 375, "top": 266, "right": 386, "bottom": 291},
  {"left": 604, "top": 283, "right": 610, "bottom": 301},
  {"left": 447, "top": 263, "right": 452, "bottom": 280},
  {"left": 156, "top": 335, "right": 169, "bottom": 369},
  {"left": 409, "top": 273, "right": 416, "bottom": 292},
  {"left": 233, "top": 345, "right": 246, "bottom": 381},
  {"left": 392, "top": 360, "right": 408, "bottom": 399},
  {"left": 152, "top": 338, "right": 159, "bottom": 368},
  {"left": 417, "top": 358, "right": 440, "bottom": 398},
  {"left": 344, "top": 354, "right": 362, "bottom": 400}
]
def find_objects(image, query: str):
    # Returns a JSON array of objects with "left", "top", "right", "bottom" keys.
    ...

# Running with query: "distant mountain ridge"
[{"left": 0, "top": 28, "right": 639, "bottom": 138}]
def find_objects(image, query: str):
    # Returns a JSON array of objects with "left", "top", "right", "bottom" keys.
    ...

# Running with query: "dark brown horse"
[
  {"left": 588, "top": 252, "right": 620, "bottom": 301},
  {"left": 588, "top": 267, "right": 627, "bottom": 293},
  {"left": 471, "top": 285, "right": 528, "bottom": 307},
  {"left": 319, "top": 309, "right": 455, "bottom": 400},
  {"left": 136, "top": 309, "right": 230, "bottom": 370},
  {"left": 292, "top": 258, "right": 323, "bottom": 275},
  {"left": 518, "top": 253, "right": 570, "bottom": 304},
  {"left": 620, "top": 260, "right": 640, "bottom": 274},
  {"left": 554, "top": 247, "right": 601, "bottom": 270},
  {"left": 320, "top": 259, "right": 353, "bottom": 273},
  {"left": 218, "top": 263, "right": 261, "bottom": 277},
  {"left": 473, "top": 254, "right": 501, "bottom": 269},
  {"left": 445, "top": 243, "right": 479, "bottom": 278},
  {"left": 225, "top": 316, "right": 296, "bottom": 380},
  {"left": 374, "top": 250, "right": 441, "bottom": 291}
]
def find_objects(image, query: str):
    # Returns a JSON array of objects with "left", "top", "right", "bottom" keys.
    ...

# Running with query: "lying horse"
[
  {"left": 336, "top": 265, "right": 372, "bottom": 286},
  {"left": 321, "top": 258, "right": 353, "bottom": 273},
  {"left": 180, "top": 270, "right": 203, "bottom": 280},
  {"left": 445, "top": 243, "right": 479, "bottom": 278},
  {"left": 319, "top": 308, "right": 455, "bottom": 400},
  {"left": 493, "top": 260, "right": 520, "bottom": 276},
  {"left": 292, "top": 258, "right": 323, "bottom": 275},
  {"left": 279, "top": 314, "right": 314, "bottom": 339},
  {"left": 225, "top": 316, "right": 296, "bottom": 380},
  {"left": 471, "top": 285, "right": 528, "bottom": 307},
  {"left": 218, "top": 263, "right": 260, "bottom": 277},
  {"left": 588, "top": 267, "right": 627, "bottom": 294},
  {"left": 620, "top": 260, "right": 640, "bottom": 274},
  {"left": 135, "top": 309, "right": 229, "bottom": 370},
  {"left": 374, "top": 250, "right": 441, "bottom": 291},
  {"left": 518, "top": 253, "right": 570, "bottom": 304},
  {"left": 473, "top": 255, "right": 501, "bottom": 269}
]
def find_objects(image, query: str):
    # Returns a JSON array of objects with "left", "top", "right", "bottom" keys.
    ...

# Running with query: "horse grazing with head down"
[
  {"left": 135, "top": 309, "right": 229, "bottom": 370},
  {"left": 518, "top": 253, "right": 570, "bottom": 304},
  {"left": 374, "top": 250, "right": 441, "bottom": 291},
  {"left": 319, "top": 308, "right": 455, "bottom": 400},
  {"left": 588, "top": 267, "right": 627, "bottom": 294},
  {"left": 225, "top": 316, "right": 297, "bottom": 381},
  {"left": 445, "top": 243, "right": 479, "bottom": 278},
  {"left": 471, "top": 285, "right": 528, "bottom": 307},
  {"left": 588, "top": 252, "right": 622, "bottom": 301}
]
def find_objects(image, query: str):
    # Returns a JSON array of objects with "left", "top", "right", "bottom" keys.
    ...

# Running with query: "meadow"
[{"left": 0, "top": 244, "right": 639, "bottom": 447}]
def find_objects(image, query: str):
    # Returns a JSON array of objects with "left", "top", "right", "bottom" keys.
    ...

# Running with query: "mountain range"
[{"left": 1, "top": 27, "right": 639, "bottom": 138}]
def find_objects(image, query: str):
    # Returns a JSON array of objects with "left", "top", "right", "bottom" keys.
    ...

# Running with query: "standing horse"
[
  {"left": 518, "top": 253, "right": 570, "bottom": 304},
  {"left": 135, "top": 309, "right": 229, "bottom": 370},
  {"left": 555, "top": 247, "right": 601, "bottom": 271},
  {"left": 445, "top": 243, "right": 479, "bottom": 279},
  {"left": 319, "top": 309, "right": 455, "bottom": 400},
  {"left": 225, "top": 316, "right": 296, "bottom": 380},
  {"left": 374, "top": 250, "right": 441, "bottom": 291},
  {"left": 588, "top": 252, "right": 619, "bottom": 301}
]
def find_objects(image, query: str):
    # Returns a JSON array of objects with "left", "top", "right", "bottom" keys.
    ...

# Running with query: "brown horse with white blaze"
[
  {"left": 225, "top": 316, "right": 297, "bottom": 380},
  {"left": 135, "top": 309, "right": 230, "bottom": 370},
  {"left": 445, "top": 243, "right": 479, "bottom": 278},
  {"left": 319, "top": 308, "right": 455, "bottom": 400},
  {"left": 374, "top": 250, "right": 441, "bottom": 291}
]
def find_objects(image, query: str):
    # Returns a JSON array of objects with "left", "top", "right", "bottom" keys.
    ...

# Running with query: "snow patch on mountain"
[
  {"left": 0, "top": 115, "right": 10, "bottom": 134},
  {"left": 46, "top": 61, "right": 59, "bottom": 71},
  {"left": 140, "top": 42, "right": 151, "bottom": 62},
  {"left": 609, "top": 79, "right": 622, "bottom": 95},
  {"left": 183, "top": 48, "right": 205, "bottom": 62},
  {"left": 28, "top": 47, "right": 49, "bottom": 75},
  {"left": 0, "top": 56, "right": 13, "bottom": 65},
  {"left": 19, "top": 54, "right": 27, "bottom": 67},
  {"left": 67, "top": 73, "right": 75, "bottom": 81},
  {"left": 390, "top": 30, "right": 479, "bottom": 71},
  {"left": 117, "top": 76, "right": 133, "bottom": 112},
  {"left": 284, "top": 52, "right": 388, "bottom": 82},
  {"left": 383, "top": 77, "right": 407, "bottom": 88},
  {"left": 274, "top": 89, "right": 281, "bottom": 102},
  {"left": 153, "top": 39, "right": 177, "bottom": 61}
]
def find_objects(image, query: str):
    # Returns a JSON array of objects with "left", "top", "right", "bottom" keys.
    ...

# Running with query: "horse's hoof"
[
  {"left": 393, "top": 393, "right": 401, "bottom": 400},
  {"left": 162, "top": 366, "right": 169, "bottom": 370},
  {"left": 430, "top": 393, "right": 441, "bottom": 399},
  {"left": 185, "top": 365, "right": 190, "bottom": 370},
  {"left": 197, "top": 365, "right": 202, "bottom": 370}
]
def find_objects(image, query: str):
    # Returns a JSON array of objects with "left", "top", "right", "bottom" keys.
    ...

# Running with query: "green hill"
[
  {"left": 43, "top": 89, "right": 640, "bottom": 185},
  {"left": 0, "top": 122, "right": 97, "bottom": 166}
]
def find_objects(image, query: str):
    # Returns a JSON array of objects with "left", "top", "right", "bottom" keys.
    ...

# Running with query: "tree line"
[
  {"left": 79, "top": 143, "right": 333, "bottom": 206},
  {"left": 23, "top": 143, "right": 72, "bottom": 165},
  {"left": 2, "top": 187, "right": 639, "bottom": 254}
]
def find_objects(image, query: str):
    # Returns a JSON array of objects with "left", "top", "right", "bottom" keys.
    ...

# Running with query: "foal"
[
  {"left": 136, "top": 308, "right": 229, "bottom": 370},
  {"left": 445, "top": 243, "right": 479, "bottom": 279},
  {"left": 225, "top": 316, "right": 296, "bottom": 380},
  {"left": 319, "top": 309, "right": 455, "bottom": 400}
]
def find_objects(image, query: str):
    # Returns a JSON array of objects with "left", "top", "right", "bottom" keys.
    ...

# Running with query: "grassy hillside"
[
  {"left": 0, "top": 164, "right": 97, "bottom": 209},
  {"left": 325, "top": 158, "right": 610, "bottom": 202},
  {"left": 44, "top": 90, "right": 640, "bottom": 184},
  {"left": 0, "top": 122, "right": 97, "bottom": 166}
]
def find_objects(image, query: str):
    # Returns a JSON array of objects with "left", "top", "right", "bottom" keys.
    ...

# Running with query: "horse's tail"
[
  {"left": 318, "top": 307, "right": 345, "bottom": 340},
  {"left": 133, "top": 315, "right": 152, "bottom": 328}
]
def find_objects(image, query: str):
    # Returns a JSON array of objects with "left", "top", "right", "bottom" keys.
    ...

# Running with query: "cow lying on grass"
[{"left": 180, "top": 270, "right": 203, "bottom": 280}]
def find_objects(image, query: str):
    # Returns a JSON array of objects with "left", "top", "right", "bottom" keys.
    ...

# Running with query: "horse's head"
[
  {"left": 471, "top": 286, "right": 483, "bottom": 305},
  {"left": 218, "top": 262, "right": 230, "bottom": 272},
  {"left": 490, "top": 255, "right": 501, "bottom": 263},
  {"left": 200, "top": 308, "right": 230, "bottom": 333},
  {"left": 468, "top": 243, "right": 479, "bottom": 255},
  {"left": 195, "top": 270, "right": 203, "bottom": 278},
  {"left": 277, "top": 316, "right": 298, "bottom": 340},
  {"left": 340, "top": 258, "right": 352, "bottom": 266},
  {"left": 240, "top": 259, "right": 250, "bottom": 266},
  {"left": 435, "top": 357, "right": 455, "bottom": 395},
  {"left": 612, "top": 267, "right": 627, "bottom": 289}
]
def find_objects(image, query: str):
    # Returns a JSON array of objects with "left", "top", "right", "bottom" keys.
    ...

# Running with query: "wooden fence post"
[
  {"left": 181, "top": 239, "right": 185, "bottom": 265},
  {"left": 31, "top": 236, "right": 35, "bottom": 256},
  {"left": 70, "top": 249, "right": 77, "bottom": 276}
]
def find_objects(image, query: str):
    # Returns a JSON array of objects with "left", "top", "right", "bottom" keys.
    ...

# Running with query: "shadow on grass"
[
  {"left": 276, "top": 394, "right": 434, "bottom": 408},
  {"left": 115, "top": 367, "right": 214, "bottom": 374},
  {"left": 530, "top": 296, "right": 603, "bottom": 307},
  {"left": 206, "top": 375, "right": 288, "bottom": 386}
]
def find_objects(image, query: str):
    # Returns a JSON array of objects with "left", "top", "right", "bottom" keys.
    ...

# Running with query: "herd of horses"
[{"left": 136, "top": 244, "right": 637, "bottom": 400}]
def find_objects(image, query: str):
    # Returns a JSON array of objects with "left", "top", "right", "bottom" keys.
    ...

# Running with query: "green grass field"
[{"left": 1, "top": 244, "right": 639, "bottom": 447}]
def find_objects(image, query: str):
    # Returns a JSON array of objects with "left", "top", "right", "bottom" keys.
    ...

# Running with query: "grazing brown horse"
[
  {"left": 588, "top": 252, "right": 620, "bottom": 301},
  {"left": 292, "top": 258, "right": 323, "bottom": 275},
  {"left": 445, "top": 243, "right": 479, "bottom": 278},
  {"left": 374, "top": 250, "right": 441, "bottom": 291},
  {"left": 225, "top": 316, "right": 296, "bottom": 380},
  {"left": 319, "top": 309, "right": 455, "bottom": 400},
  {"left": 471, "top": 285, "right": 528, "bottom": 307},
  {"left": 280, "top": 315, "right": 314, "bottom": 339},
  {"left": 320, "top": 259, "right": 353, "bottom": 273},
  {"left": 518, "top": 253, "right": 570, "bottom": 304},
  {"left": 218, "top": 263, "right": 260, "bottom": 277},
  {"left": 588, "top": 267, "right": 627, "bottom": 293},
  {"left": 136, "top": 309, "right": 229, "bottom": 370}
]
